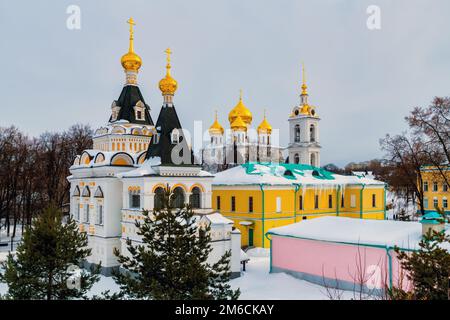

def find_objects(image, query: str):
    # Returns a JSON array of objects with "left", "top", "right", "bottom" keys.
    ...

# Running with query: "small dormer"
[
  {"left": 171, "top": 128, "right": 180, "bottom": 144},
  {"left": 111, "top": 100, "right": 121, "bottom": 122},
  {"left": 134, "top": 100, "right": 145, "bottom": 121}
]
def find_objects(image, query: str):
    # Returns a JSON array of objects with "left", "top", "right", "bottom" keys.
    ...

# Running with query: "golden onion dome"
[
  {"left": 159, "top": 48, "right": 178, "bottom": 96},
  {"left": 230, "top": 115, "right": 247, "bottom": 131},
  {"left": 121, "top": 18, "right": 142, "bottom": 72},
  {"left": 228, "top": 90, "right": 253, "bottom": 125},
  {"left": 257, "top": 111, "right": 272, "bottom": 134},
  {"left": 209, "top": 111, "right": 224, "bottom": 135}
]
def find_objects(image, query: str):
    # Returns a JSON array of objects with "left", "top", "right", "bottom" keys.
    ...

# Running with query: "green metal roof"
[{"left": 242, "top": 162, "right": 336, "bottom": 181}]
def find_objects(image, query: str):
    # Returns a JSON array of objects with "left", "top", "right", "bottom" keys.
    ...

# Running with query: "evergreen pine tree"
[
  {"left": 0, "top": 205, "right": 100, "bottom": 300},
  {"left": 111, "top": 186, "right": 240, "bottom": 300},
  {"left": 390, "top": 209, "right": 450, "bottom": 300},
  {"left": 397, "top": 208, "right": 411, "bottom": 221}
]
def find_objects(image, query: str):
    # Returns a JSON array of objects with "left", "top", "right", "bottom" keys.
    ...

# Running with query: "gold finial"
[
  {"left": 127, "top": 17, "right": 136, "bottom": 52},
  {"left": 301, "top": 62, "right": 308, "bottom": 95},
  {"left": 121, "top": 17, "right": 142, "bottom": 79},
  {"left": 164, "top": 48, "right": 172, "bottom": 74},
  {"left": 239, "top": 89, "right": 243, "bottom": 101}
]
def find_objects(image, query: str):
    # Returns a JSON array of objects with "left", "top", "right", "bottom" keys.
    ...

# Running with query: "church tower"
[{"left": 287, "top": 65, "right": 321, "bottom": 167}]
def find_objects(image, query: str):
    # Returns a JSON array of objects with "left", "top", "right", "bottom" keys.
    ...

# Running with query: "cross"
[
  {"left": 127, "top": 18, "right": 135, "bottom": 37},
  {"left": 239, "top": 89, "right": 243, "bottom": 101},
  {"left": 165, "top": 48, "right": 172, "bottom": 64}
]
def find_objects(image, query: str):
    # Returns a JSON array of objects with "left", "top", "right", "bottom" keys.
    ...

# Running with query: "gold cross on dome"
[
  {"left": 164, "top": 48, "right": 172, "bottom": 64},
  {"left": 127, "top": 18, "right": 136, "bottom": 34}
]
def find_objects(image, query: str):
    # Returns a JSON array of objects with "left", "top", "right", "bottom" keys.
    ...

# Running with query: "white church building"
[{"left": 68, "top": 19, "right": 241, "bottom": 277}]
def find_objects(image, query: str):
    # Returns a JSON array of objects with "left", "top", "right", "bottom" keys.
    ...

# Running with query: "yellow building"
[
  {"left": 420, "top": 165, "right": 450, "bottom": 214},
  {"left": 212, "top": 163, "right": 387, "bottom": 248}
]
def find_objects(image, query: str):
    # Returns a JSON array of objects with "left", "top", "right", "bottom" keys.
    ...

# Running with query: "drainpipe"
[
  {"left": 360, "top": 184, "right": 366, "bottom": 219},
  {"left": 259, "top": 184, "right": 266, "bottom": 248},
  {"left": 384, "top": 184, "right": 388, "bottom": 220},
  {"left": 336, "top": 185, "right": 341, "bottom": 217},
  {"left": 265, "top": 233, "right": 272, "bottom": 272},
  {"left": 293, "top": 183, "right": 300, "bottom": 222}
]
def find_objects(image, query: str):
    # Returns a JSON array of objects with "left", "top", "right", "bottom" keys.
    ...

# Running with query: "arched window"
[
  {"left": 82, "top": 186, "right": 90, "bottom": 197},
  {"left": 294, "top": 153, "right": 300, "bottom": 164},
  {"left": 310, "top": 153, "right": 316, "bottom": 166},
  {"left": 295, "top": 125, "right": 300, "bottom": 142},
  {"left": 154, "top": 187, "right": 165, "bottom": 210},
  {"left": 171, "top": 187, "right": 185, "bottom": 208},
  {"left": 189, "top": 187, "right": 201, "bottom": 209},
  {"left": 94, "top": 187, "right": 104, "bottom": 198},
  {"left": 310, "top": 124, "right": 316, "bottom": 142}
]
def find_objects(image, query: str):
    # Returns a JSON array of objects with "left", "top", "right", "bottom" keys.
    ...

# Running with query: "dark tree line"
[
  {"left": 0, "top": 124, "right": 92, "bottom": 238},
  {"left": 380, "top": 97, "right": 450, "bottom": 215}
]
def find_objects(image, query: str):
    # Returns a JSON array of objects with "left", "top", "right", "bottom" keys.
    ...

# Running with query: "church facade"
[{"left": 68, "top": 19, "right": 241, "bottom": 276}]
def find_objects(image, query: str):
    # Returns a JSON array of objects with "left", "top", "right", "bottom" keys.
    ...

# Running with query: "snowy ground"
[{"left": 1, "top": 248, "right": 354, "bottom": 300}]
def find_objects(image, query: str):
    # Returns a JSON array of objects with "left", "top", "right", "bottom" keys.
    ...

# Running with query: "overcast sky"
[{"left": 1, "top": 0, "right": 449, "bottom": 166}]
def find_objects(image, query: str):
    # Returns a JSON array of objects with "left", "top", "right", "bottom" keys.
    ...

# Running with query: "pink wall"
[{"left": 271, "top": 235, "right": 409, "bottom": 290}]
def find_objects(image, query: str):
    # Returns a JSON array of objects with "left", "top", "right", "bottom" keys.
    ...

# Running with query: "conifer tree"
[
  {"left": 390, "top": 209, "right": 450, "bottom": 300},
  {"left": 111, "top": 186, "right": 240, "bottom": 300},
  {"left": 0, "top": 205, "right": 100, "bottom": 300}
]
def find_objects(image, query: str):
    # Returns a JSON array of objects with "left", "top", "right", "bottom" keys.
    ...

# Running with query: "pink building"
[{"left": 266, "top": 217, "right": 439, "bottom": 294}]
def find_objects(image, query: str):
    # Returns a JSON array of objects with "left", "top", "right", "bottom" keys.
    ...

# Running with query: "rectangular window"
[
  {"left": 443, "top": 184, "right": 448, "bottom": 192},
  {"left": 424, "top": 197, "right": 429, "bottom": 208},
  {"left": 423, "top": 181, "right": 428, "bottom": 192},
  {"left": 130, "top": 194, "right": 141, "bottom": 209},
  {"left": 76, "top": 204, "right": 80, "bottom": 221},
  {"left": 341, "top": 195, "right": 344, "bottom": 208},
  {"left": 314, "top": 195, "right": 319, "bottom": 209},
  {"left": 433, "top": 182, "right": 438, "bottom": 192},
  {"left": 372, "top": 194, "right": 376, "bottom": 208},
  {"left": 231, "top": 196, "right": 236, "bottom": 212},
  {"left": 299, "top": 195, "right": 303, "bottom": 210},
  {"left": 84, "top": 205, "right": 90, "bottom": 223},
  {"left": 328, "top": 195, "right": 333, "bottom": 209},
  {"left": 433, "top": 198, "right": 438, "bottom": 208},
  {"left": 350, "top": 195, "right": 356, "bottom": 208},
  {"left": 276, "top": 197, "right": 282, "bottom": 213},
  {"left": 97, "top": 204, "right": 103, "bottom": 225},
  {"left": 249, "top": 197, "right": 253, "bottom": 213},
  {"left": 443, "top": 198, "right": 448, "bottom": 208},
  {"left": 217, "top": 196, "right": 221, "bottom": 210}
]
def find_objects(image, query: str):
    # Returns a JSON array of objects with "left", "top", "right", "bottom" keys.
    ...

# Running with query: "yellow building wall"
[
  {"left": 213, "top": 184, "right": 386, "bottom": 248},
  {"left": 421, "top": 169, "right": 450, "bottom": 213}
]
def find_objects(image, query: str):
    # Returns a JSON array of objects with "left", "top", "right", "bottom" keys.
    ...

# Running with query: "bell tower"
[{"left": 287, "top": 65, "right": 321, "bottom": 167}]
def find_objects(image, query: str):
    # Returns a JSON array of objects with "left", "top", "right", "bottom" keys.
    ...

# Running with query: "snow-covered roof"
[
  {"left": 213, "top": 163, "right": 385, "bottom": 187},
  {"left": 267, "top": 216, "right": 450, "bottom": 251},
  {"left": 202, "top": 212, "right": 234, "bottom": 225}
]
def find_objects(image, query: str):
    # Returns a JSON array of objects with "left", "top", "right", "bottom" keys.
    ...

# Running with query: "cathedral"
[{"left": 68, "top": 18, "right": 241, "bottom": 276}]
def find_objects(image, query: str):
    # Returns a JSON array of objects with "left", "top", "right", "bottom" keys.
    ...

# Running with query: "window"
[
  {"left": 310, "top": 153, "right": 316, "bottom": 167},
  {"left": 328, "top": 195, "right": 333, "bottom": 209},
  {"left": 216, "top": 196, "right": 221, "bottom": 210},
  {"left": 299, "top": 195, "right": 303, "bottom": 210},
  {"left": 84, "top": 205, "right": 90, "bottom": 223},
  {"left": 172, "top": 187, "right": 185, "bottom": 208},
  {"left": 433, "top": 197, "right": 438, "bottom": 208},
  {"left": 231, "top": 196, "right": 236, "bottom": 212},
  {"left": 443, "top": 184, "right": 448, "bottom": 192},
  {"left": 295, "top": 125, "right": 300, "bottom": 142},
  {"left": 341, "top": 194, "right": 344, "bottom": 208},
  {"left": 314, "top": 195, "right": 319, "bottom": 209},
  {"left": 129, "top": 192, "right": 141, "bottom": 209},
  {"left": 154, "top": 187, "right": 165, "bottom": 210},
  {"left": 249, "top": 197, "right": 253, "bottom": 213},
  {"left": 171, "top": 129, "right": 180, "bottom": 144},
  {"left": 189, "top": 187, "right": 201, "bottom": 209},
  {"left": 276, "top": 197, "right": 282, "bottom": 213},
  {"left": 350, "top": 194, "right": 356, "bottom": 208},
  {"left": 433, "top": 182, "right": 438, "bottom": 192},
  {"left": 97, "top": 204, "right": 103, "bottom": 225},
  {"left": 372, "top": 194, "right": 376, "bottom": 207},
  {"left": 310, "top": 124, "right": 316, "bottom": 142},
  {"left": 302, "top": 216, "right": 307, "bottom": 220},
  {"left": 137, "top": 111, "right": 142, "bottom": 120},
  {"left": 294, "top": 153, "right": 300, "bottom": 164},
  {"left": 424, "top": 197, "right": 429, "bottom": 208},
  {"left": 423, "top": 181, "right": 428, "bottom": 192},
  {"left": 75, "top": 203, "right": 80, "bottom": 221},
  {"left": 443, "top": 197, "right": 448, "bottom": 209}
]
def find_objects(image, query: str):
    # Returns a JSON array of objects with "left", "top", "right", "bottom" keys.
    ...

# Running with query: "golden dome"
[
  {"left": 121, "top": 18, "right": 142, "bottom": 72},
  {"left": 228, "top": 90, "right": 252, "bottom": 125},
  {"left": 257, "top": 110, "right": 272, "bottom": 134},
  {"left": 230, "top": 115, "right": 247, "bottom": 131},
  {"left": 159, "top": 48, "right": 178, "bottom": 96},
  {"left": 209, "top": 111, "right": 224, "bottom": 135}
]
